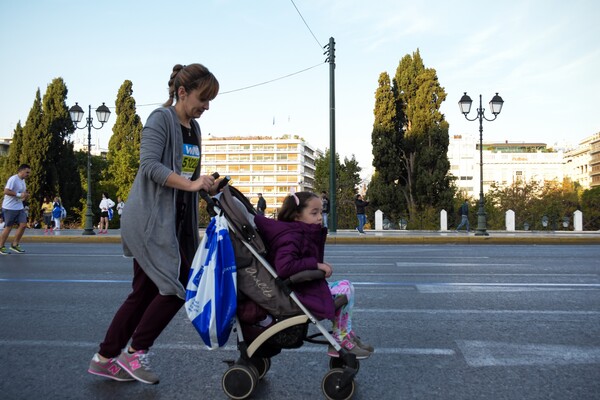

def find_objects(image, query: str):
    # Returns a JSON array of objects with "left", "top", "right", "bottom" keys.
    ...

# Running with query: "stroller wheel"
[
  {"left": 329, "top": 357, "right": 360, "bottom": 373},
  {"left": 222, "top": 364, "right": 259, "bottom": 400},
  {"left": 321, "top": 368, "right": 355, "bottom": 400},
  {"left": 250, "top": 357, "right": 271, "bottom": 379}
]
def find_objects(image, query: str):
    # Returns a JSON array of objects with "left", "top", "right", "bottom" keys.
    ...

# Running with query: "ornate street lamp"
[
  {"left": 459, "top": 92, "right": 504, "bottom": 236},
  {"left": 69, "top": 102, "right": 111, "bottom": 235}
]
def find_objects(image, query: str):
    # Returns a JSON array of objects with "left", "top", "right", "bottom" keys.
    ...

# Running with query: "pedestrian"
[
  {"left": 321, "top": 191, "right": 329, "bottom": 228},
  {"left": 116, "top": 196, "right": 125, "bottom": 217},
  {"left": 354, "top": 194, "right": 369, "bottom": 234},
  {"left": 456, "top": 200, "right": 470, "bottom": 232},
  {"left": 254, "top": 191, "right": 374, "bottom": 359},
  {"left": 256, "top": 192, "right": 266, "bottom": 216},
  {"left": 98, "top": 192, "right": 115, "bottom": 234},
  {"left": 0, "top": 164, "right": 31, "bottom": 255},
  {"left": 52, "top": 196, "right": 62, "bottom": 231},
  {"left": 41, "top": 197, "right": 53, "bottom": 234},
  {"left": 87, "top": 63, "right": 220, "bottom": 384}
]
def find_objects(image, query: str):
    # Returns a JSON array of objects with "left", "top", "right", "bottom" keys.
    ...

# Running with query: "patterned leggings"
[{"left": 329, "top": 279, "right": 355, "bottom": 342}]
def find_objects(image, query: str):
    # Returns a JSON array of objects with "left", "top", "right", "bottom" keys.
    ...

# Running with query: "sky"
[{"left": 1, "top": 0, "right": 598, "bottom": 179}]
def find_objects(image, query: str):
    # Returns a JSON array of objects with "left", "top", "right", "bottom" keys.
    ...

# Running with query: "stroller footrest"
[{"left": 246, "top": 315, "right": 309, "bottom": 356}]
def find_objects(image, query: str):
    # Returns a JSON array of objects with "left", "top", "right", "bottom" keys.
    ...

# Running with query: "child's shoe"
[
  {"left": 349, "top": 331, "right": 374, "bottom": 352},
  {"left": 88, "top": 353, "right": 135, "bottom": 382},
  {"left": 327, "top": 338, "right": 371, "bottom": 359}
]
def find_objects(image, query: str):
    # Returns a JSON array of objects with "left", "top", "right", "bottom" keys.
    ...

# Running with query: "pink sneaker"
[
  {"left": 116, "top": 350, "right": 159, "bottom": 384},
  {"left": 327, "top": 338, "right": 371, "bottom": 359},
  {"left": 88, "top": 353, "right": 134, "bottom": 382}
]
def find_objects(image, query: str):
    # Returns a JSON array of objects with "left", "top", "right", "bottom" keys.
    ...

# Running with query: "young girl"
[{"left": 254, "top": 191, "right": 373, "bottom": 359}]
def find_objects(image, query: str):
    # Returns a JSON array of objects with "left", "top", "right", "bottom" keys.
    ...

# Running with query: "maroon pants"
[{"left": 98, "top": 256, "right": 191, "bottom": 359}]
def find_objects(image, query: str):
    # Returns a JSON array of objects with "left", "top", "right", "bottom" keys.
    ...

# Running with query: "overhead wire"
[{"left": 133, "top": 2, "right": 325, "bottom": 109}]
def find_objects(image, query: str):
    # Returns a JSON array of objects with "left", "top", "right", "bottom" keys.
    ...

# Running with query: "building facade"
[
  {"left": 200, "top": 135, "right": 322, "bottom": 216},
  {"left": 448, "top": 134, "right": 565, "bottom": 199}
]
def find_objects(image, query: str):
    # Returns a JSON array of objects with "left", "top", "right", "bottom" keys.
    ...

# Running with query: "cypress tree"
[{"left": 107, "top": 80, "right": 142, "bottom": 200}]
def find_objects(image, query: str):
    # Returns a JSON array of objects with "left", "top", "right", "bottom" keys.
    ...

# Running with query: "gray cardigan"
[{"left": 121, "top": 106, "right": 201, "bottom": 299}]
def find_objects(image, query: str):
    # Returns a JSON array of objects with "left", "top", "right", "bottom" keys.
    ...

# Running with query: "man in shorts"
[{"left": 0, "top": 164, "right": 31, "bottom": 255}]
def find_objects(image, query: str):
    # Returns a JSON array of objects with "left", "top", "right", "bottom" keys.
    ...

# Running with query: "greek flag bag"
[{"left": 185, "top": 215, "right": 237, "bottom": 349}]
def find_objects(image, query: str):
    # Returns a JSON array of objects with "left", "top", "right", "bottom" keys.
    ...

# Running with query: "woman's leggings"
[{"left": 329, "top": 279, "right": 355, "bottom": 341}]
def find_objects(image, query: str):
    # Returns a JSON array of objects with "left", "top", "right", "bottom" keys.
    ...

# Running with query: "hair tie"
[{"left": 291, "top": 193, "right": 299, "bottom": 206}]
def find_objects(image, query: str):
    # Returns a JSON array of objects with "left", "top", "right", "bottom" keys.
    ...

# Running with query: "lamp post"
[
  {"left": 69, "top": 102, "right": 111, "bottom": 235},
  {"left": 458, "top": 92, "right": 504, "bottom": 236}
]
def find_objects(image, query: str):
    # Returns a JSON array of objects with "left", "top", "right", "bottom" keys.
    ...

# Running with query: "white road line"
[
  {"left": 396, "top": 262, "right": 526, "bottom": 267},
  {"left": 353, "top": 309, "right": 600, "bottom": 315},
  {"left": 0, "top": 339, "right": 455, "bottom": 356},
  {"left": 456, "top": 340, "right": 600, "bottom": 366}
]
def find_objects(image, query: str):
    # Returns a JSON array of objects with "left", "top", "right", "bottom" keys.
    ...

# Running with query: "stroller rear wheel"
[
  {"left": 329, "top": 357, "right": 360, "bottom": 373},
  {"left": 321, "top": 368, "right": 355, "bottom": 400},
  {"left": 222, "top": 364, "right": 259, "bottom": 400},
  {"left": 249, "top": 357, "right": 271, "bottom": 379}
]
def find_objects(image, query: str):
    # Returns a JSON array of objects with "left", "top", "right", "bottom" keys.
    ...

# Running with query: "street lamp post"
[
  {"left": 68, "top": 102, "right": 111, "bottom": 235},
  {"left": 458, "top": 92, "right": 504, "bottom": 236}
]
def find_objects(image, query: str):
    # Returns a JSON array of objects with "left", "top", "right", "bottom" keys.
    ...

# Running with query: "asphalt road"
[{"left": 0, "top": 243, "right": 599, "bottom": 399}]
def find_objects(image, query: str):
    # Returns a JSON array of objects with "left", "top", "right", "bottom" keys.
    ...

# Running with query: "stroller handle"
[{"left": 199, "top": 172, "right": 230, "bottom": 217}]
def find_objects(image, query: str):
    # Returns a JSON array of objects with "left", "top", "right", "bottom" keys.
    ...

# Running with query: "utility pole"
[{"left": 324, "top": 37, "right": 337, "bottom": 232}]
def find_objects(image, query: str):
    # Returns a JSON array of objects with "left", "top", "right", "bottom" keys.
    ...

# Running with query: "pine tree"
[
  {"left": 41, "top": 78, "right": 81, "bottom": 217},
  {"left": 392, "top": 50, "right": 453, "bottom": 222},
  {"left": 20, "top": 89, "right": 47, "bottom": 221},
  {"left": 107, "top": 80, "right": 142, "bottom": 200},
  {"left": 1, "top": 122, "right": 24, "bottom": 185}
]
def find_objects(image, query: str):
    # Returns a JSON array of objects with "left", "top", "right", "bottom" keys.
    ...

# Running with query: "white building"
[
  {"left": 200, "top": 135, "right": 323, "bottom": 215},
  {"left": 448, "top": 134, "right": 564, "bottom": 198}
]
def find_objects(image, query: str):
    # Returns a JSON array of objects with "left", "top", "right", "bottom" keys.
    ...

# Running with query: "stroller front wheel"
[
  {"left": 249, "top": 357, "right": 271, "bottom": 379},
  {"left": 329, "top": 357, "right": 360, "bottom": 373},
  {"left": 222, "top": 364, "right": 259, "bottom": 400},
  {"left": 321, "top": 368, "right": 355, "bottom": 400}
]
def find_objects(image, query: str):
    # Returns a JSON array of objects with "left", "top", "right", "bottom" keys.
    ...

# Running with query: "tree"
[
  {"left": 19, "top": 89, "right": 46, "bottom": 221},
  {"left": 370, "top": 50, "right": 454, "bottom": 225},
  {"left": 580, "top": 186, "right": 600, "bottom": 230},
  {"left": 1, "top": 122, "right": 24, "bottom": 185},
  {"left": 41, "top": 78, "right": 81, "bottom": 217},
  {"left": 314, "top": 150, "right": 362, "bottom": 229},
  {"left": 107, "top": 80, "right": 142, "bottom": 200}
]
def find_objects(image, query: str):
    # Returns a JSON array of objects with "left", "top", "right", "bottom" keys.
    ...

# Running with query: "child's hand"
[{"left": 317, "top": 262, "right": 333, "bottom": 278}]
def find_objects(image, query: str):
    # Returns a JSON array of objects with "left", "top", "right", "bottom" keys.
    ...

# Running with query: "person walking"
[
  {"left": 52, "top": 196, "right": 62, "bottom": 231},
  {"left": 98, "top": 192, "right": 115, "bottom": 234},
  {"left": 87, "top": 63, "right": 220, "bottom": 384},
  {"left": 354, "top": 194, "right": 369, "bottom": 234},
  {"left": 41, "top": 197, "right": 53, "bottom": 234},
  {"left": 456, "top": 200, "right": 470, "bottom": 232},
  {"left": 321, "top": 191, "right": 329, "bottom": 228},
  {"left": 256, "top": 193, "right": 267, "bottom": 216},
  {"left": 0, "top": 164, "right": 31, "bottom": 255}
]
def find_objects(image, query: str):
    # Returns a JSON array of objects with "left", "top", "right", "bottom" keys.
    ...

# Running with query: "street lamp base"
[
  {"left": 82, "top": 229, "right": 96, "bottom": 236},
  {"left": 474, "top": 230, "right": 489, "bottom": 236}
]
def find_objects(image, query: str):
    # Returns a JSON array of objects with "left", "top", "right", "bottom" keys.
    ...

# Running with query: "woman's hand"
[
  {"left": 190, "top": 174, "right": 216, "bottom": 193},
  {"left": 317, "top": 262, "right": 333, "bottom": 278}
]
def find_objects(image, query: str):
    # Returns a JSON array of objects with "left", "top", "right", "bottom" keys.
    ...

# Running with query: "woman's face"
[
  {"left": 295, "top": 197, "right": 323, "bottom": 225},
  {"left": 178, "top": 86, "right": 211, "bottom": 120}
]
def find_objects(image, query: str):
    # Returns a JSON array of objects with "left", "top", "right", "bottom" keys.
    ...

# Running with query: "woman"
[
  {"left": 88, "top": 63, "right": 219, "bottom": 384},
  {"left": 98, "top": 192, "right": 115, "bottom": 234},
  {"left": 51, "top": 196, "right": 62, "bottom": 231},
  {"left": 40, "top": 197, "right": 53, "bottom": 234}
]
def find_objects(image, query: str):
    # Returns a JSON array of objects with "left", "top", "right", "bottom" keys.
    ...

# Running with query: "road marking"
[
  {"left": 0, "top": 278, "right": 130, "bottom": 283},
  {"left": 0, "top": 339, "right": 455, "bottom": 356},
  {"left": 353, "top": 309, "right": 600, "bottom": 315},
  {"left": 456, "top": 340, "right": 600, "bottom": 366},
  {"left": 396, "top": 262, "right": 526, "bottom": 267}
]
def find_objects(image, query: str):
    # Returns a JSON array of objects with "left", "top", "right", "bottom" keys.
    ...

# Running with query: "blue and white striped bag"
[{"left": 185, "top": 215, "right": 237, "bottom": 349}]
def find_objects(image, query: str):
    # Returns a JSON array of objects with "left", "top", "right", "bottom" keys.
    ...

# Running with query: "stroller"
[{"left": 200, "top": 183, "right": 361, "bottom": 400}]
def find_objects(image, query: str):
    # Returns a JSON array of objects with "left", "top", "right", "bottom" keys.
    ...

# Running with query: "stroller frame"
[{"left": 203, "top": 184, "right": 359, "bottom": 400}]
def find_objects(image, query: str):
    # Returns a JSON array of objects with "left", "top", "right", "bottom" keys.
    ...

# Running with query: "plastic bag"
[{"left": 185, "top": 215, "right": 237, "bottom": 349}]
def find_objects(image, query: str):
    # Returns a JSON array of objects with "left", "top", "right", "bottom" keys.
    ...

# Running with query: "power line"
[
  {"left": 290, "top": 0, "right": 323, "bottom": 50},
  {"left": 134, "top": 63, "right": 325, "bottom": 108}
]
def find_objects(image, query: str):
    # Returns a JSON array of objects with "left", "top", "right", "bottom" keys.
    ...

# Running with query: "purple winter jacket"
[{"left": 254, "top": 215, "right": 335, "bottom": 320}]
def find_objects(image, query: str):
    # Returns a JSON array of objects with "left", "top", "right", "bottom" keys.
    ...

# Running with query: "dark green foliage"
[
  {"left": 314, "top": 149, "right": 362, "bottom": 229},
  {"left": 370, "top": 49, "right": 455, "bottom": 224},
  {"left": 107, "top": 80, "right": 142, "bottom": 200}
]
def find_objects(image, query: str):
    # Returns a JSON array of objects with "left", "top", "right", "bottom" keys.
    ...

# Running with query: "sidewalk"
[{"left": 4, "top": 228, "right": 600, "bottom": 245}]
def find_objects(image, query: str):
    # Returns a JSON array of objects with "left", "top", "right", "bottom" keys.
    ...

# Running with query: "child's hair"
[{"left": 277, "top": 191, "right": 319, "bottom": 222}]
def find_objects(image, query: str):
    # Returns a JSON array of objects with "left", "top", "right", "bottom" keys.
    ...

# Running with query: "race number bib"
[{"left": 182, "top": 143, "right": 200, "bottom": 180}]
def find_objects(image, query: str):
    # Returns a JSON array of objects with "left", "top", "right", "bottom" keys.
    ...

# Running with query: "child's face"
[{"left": 295, "top": 197, "right": 323, "bottom": 225}]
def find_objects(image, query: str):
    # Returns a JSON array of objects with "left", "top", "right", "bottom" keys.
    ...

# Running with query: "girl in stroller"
[{"left": 254, "top": 191, "right": 374, "bottom": 359}]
